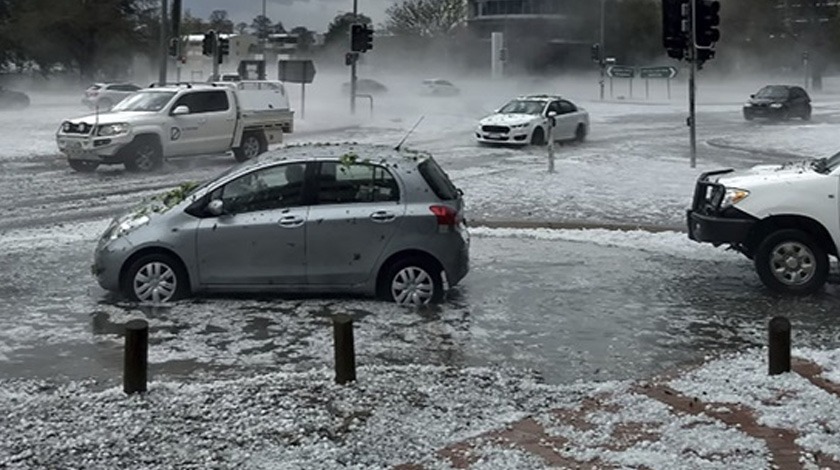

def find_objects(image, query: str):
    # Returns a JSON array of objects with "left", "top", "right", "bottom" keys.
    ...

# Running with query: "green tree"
[
  {"left": 9, "top": 0, "right": 156, "bottom": 80},
  {"left": 181, "top": 9, "right": 208, "bottom": 34},
  {"left": 324, "top": 12, "right": 371, "bottom": 47},
  {"left": 384, "top": 0, "right": 465, "bottom": 37},
  {"left": 290, "top": 26, "right": 315, "bottom": 52},
  {"left": 252, "top": 14, "right": 272, "bottom": 39},
  {"left": 208, "top": 9, "right": 234, "bottom": 33}
]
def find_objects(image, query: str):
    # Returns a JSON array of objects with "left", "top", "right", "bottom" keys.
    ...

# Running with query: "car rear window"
[{"left": 418, "top": 158, "right": 459, "bottom": 200}]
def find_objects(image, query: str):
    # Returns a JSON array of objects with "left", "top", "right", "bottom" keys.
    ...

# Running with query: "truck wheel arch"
[{"left": 747, "top": 215, "right": 837, "bottom": 258}]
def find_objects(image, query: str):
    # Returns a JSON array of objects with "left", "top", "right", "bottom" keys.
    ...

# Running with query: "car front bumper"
[
  {"left": 56, "top": 133, "right": 131, "bottom": 160},
  {"left": 92, "top": 236, "right": 134, "bottom": 293},
  {"left": 687, "top": 209, "right": 755, "bottom": 244},
  {"left": 475, "top": 128, "right": 530, "bottom": 145}
]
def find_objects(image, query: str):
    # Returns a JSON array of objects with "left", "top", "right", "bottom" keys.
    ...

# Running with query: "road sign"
[
  {"left": 278, "top": 60, "right": 316, "bottom": 84},
  {"left": 640, "top": 66, "right": 678, "bottom": 79},
  {"left": 606, "top": 65, "right": 635, "bottom": 78}
]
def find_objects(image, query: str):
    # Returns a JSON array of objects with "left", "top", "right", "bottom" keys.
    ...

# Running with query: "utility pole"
[
  {"left": 688, "top": 0, "right": 697, "bottom": 168},
  {"left": 350, "top": 0, "right": 358, "bottom": 114},
  {"left": 158, "top": 0, "right": 169, "bottom": 85}
]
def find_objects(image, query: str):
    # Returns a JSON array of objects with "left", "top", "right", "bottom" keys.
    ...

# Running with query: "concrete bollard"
[
  {"left": 768, "top": 316, "right": 791, "bottom": 376},
  {"left": 333, "top": 314, "right": 356, "bottom": 385},
  {"left": 124, "top": 319, "right": 149, "bottom": 394}
]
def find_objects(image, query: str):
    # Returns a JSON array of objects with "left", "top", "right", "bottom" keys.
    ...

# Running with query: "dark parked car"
[
  {"left": 342, "top": 78, "right": 388, "bottom": 95},
  {"left": 743, "top": 85, "right": 811, "bottom": 121},
  {"left": 0, "top": 86, "right": 30, "bottom": 110}
]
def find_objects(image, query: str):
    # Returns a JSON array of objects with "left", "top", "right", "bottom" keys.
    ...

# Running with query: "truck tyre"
[
  {"left": 68, "top": 159, "right": 99, "bottom": 173},
  {"left": 233, "top": 132, "right": 266, "bottom": 162},
  {"left": 123, "top": 137, "right": 163, "bottom": 172},
  {"left": 754, "top": 229, "right": 828, "bottom": 295}
]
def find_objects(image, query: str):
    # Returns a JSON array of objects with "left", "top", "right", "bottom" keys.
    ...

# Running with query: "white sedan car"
[{"left": 476, "top": 95, "right": 589, "bottom": 146}]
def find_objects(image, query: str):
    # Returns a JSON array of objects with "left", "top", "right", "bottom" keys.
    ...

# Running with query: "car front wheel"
[
  {"left": 233, "top": 132, "right": 265, "bottom": 162},
  {"left": 754, "top": 229, "right": 828, "bottom": 295},
  {"left": 124, "top": 138, "right": 163, "bottom": 172},
  {"left": 530, "top": 127, "right": 545, "bottom": 146},
  {"left": 382, "top": 257, "right": 443, "bottom": 306},
  {"left": 123, "top": 253, "right": 189, "bottom": 303}
]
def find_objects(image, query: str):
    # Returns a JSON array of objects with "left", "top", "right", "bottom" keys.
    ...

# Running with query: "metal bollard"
[
  {"left": 333, "top": 314, "right": 356, "bottom": 385},
  {"left": 768, "top": 316, "right": 791, "bottom": 376},
  {"left": 124, "top": 319, "right": 149, "bottom": 394}
]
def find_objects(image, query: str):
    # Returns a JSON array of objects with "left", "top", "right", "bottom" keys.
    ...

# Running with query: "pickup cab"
[
  {"left": 56, "top": 81, "right": 294, "bottom": 172},
  {"left": 687, "top": 153, "right": 840, "bottom": 294}
]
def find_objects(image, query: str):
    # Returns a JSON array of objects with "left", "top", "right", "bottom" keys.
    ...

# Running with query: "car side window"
[
  {"left": 546, "top": 101, "right": 562, "bottom": 115},
  {"left": 315, "top": 162, "right": 399, "bottom": 205},
  {"left": 209, "top": 163, "right": 307, "bottom": 214},
  {"left": 173, "top": 91, "right": 229, "bottom": 114},
  {"left": 559, "top": 100, "right": 577, "bottom": 114}
]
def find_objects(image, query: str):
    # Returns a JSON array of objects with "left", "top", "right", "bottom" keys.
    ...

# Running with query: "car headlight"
[
  {"left": 770, "top": 103, "right": 783, "bottom": 109},
  {"left": 721, "top": 188, "right": 750, "bottom": 208},
  {"left": 511, "top": 123, "right": 529, "bottom": 128},
  {"left": 97, "top": 123, "right": 130, "bottom": 137},
  {"left": 106, "top": 214, "right": 149, "bottom": 241},
  {"left": 744, "top": 102, "right": 753, "bottom": 107}
]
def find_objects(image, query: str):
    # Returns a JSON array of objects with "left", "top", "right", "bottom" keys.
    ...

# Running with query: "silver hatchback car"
[{"left": 92, "top": 144, "right": 469, "bottom": 306}]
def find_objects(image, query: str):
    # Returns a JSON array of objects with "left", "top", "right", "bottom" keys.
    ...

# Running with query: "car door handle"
[
  {"left": 278, "top": 215, "right": 304, "bottom": 228},
  {"left": 370, "top": 211, "right": 396, "bottom": 223}
]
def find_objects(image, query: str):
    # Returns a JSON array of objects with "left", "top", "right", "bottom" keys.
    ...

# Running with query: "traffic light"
[
  {"left": 350, "top": 23, "right": 373, "bottom": 53},
  {"left": 696, "top": 48, "right": 715, "bottom": 68},
  {"left": 694, "top": 0, "right": 721, "bottom": 48},
  {"left": 202, "top": 31, "right": 215, "bottom": 56},
  {"left": 590, "top": 43, "right": 601, "bottom": 63},
  {"left": 662, "top": 0, "right": 688, "bottom": 60},
  {"left": 218, "top": 37, "right": 230, "bottom": 57},
  {"left": 345, "top": 52, "right": 358, "bottom": 66},
  {"left": 168, "top": 37, "right": 178, "bottom": 57}
]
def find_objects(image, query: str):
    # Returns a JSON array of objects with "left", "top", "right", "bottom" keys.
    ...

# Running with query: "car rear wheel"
[
  {"left": 124, "top": 138, "right": 163, "bottom": 172},
  {"left": 754, "top": 229, "right": 828, "bottom": 295},
  {"left": 123, "top": 253, "right": 189, "bottom": 303},
  {"left": 68, "top": 159, "right": 99, "bottom": 173},
  {"left": 530, "top": 127, "right": 545, "bottom": 146},
  {"left": 382, "top": 257, "right": 444, "bottom": 306},
  {"left": 233, "top": 132, "right": 265, "bottom": 162}
]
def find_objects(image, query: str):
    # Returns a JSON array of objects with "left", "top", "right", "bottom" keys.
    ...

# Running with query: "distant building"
[{"left": 466, "top": 0, "right": 594, "bottom": 71}]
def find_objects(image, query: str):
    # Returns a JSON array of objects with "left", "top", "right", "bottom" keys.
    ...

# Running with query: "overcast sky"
[{"left": 182, "top": 0, "right": 392, "bottom": 32}]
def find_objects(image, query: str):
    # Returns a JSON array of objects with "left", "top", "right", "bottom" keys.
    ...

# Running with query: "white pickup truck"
[
  {"left": 56, "top": 81, "right": 294, "bottom": 172},
  {"left": 687, "top": 153, "right": 840, "bottom": 295}
]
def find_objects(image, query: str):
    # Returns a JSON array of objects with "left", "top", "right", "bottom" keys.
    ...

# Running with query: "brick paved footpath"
[{"left": 397, "top": 358, "right": 840, "bottom": 470}]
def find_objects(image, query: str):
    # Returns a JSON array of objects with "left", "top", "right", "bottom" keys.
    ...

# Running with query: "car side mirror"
[
  {"left": 172, "top": 105, "right": 190, "bottom": 115},
  {"left": 547, "top": 111, "right": 557, "bottom": 126},
  {"left": 207, "top": 199, "right": 224, "bottom": 216}
]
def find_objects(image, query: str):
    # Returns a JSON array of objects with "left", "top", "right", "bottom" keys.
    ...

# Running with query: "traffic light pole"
[
  {"left": 212, "top": 34, "right": 220, "bottom": 81},
  {"left": 350, "top": 0, "right": 358, "bottom": 115},
  {"left": 599, "top": 0, "right": 605, "bottom": 101},
  {"left": 688, "top": 0, "right": 697, "bottom": 168}
]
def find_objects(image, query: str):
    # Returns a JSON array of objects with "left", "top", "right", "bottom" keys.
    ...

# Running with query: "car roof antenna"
[{"left": 394, "top": 116, "right": 424, "bottom": 151}]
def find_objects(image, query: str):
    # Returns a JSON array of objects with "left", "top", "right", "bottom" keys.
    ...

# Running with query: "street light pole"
[
  {"left": 158, "top": 0, "right": 169, "bottom": 85},
  {"left": 350, "top": 0, "right": 358, "bottom": 114},
  {"left": 599, "top": 0, "right": 605, "bottom": 100}
]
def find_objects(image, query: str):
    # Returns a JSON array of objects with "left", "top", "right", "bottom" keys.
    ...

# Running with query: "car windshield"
[
  {"left": 111, "top": 91, "right": 175, "bottom": 112},
  {"left": 498, "top": 100, "right": 545, "bottom": 115},
  {"left": 755, "top": 86, "right": 789, "bottom": 100}
]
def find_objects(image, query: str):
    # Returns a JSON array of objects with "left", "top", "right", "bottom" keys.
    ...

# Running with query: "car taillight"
[{"left": 430, "top": 205, "right": 458, "bottom": 227}]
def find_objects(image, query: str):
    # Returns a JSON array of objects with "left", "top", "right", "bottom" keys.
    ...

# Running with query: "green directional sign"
[
  {"left": 606, "top": 65, "right": 635, "bottom": 78},
  {"left": 640, "top": 66, "right": 678, "bottom": 79}
]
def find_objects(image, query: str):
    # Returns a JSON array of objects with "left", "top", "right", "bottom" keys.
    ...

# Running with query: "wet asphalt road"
[{"left": 1, "top": 91, "right": 839, "bottom": 387}]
